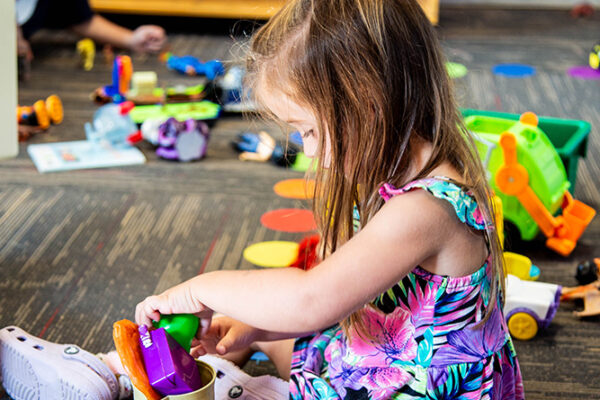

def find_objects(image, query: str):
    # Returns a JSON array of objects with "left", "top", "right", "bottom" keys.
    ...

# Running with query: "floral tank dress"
[{"left": 289, "top": 177, "right": 525, "bottom": 400}]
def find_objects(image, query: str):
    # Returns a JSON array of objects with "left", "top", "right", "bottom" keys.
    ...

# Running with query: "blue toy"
[
  {"left": 84, "top": 102, "right": 139, "bottom": 146},
  {"left": 164, "top": 53, "right": 225, "bottom": 80},
  {"left": 231, "top": 131, "right": 299, "bottom": 167},
  {"left": 92, "top": 55, "right": 133, "bottom": 104}
]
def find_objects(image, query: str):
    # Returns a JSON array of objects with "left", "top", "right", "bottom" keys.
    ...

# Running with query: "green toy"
[
  {"left": 153, "top": 314, "right": 199, "bottom": 353},
  {"left": 130, "top": 101, "right": 221, "bottom": 124},
  {"left": 467, "top": 112, "right": 595, "bottom": 256},
  {"left": 461, "top": 108, "right": 590, "bottom": 192}
]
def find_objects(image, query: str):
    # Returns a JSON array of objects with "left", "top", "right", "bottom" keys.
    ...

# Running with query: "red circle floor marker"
[{"left": 260, "top": 208, "right": 317, "bottom": 233}]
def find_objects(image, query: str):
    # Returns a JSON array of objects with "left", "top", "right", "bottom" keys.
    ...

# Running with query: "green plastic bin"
[{"left": 461, "top": 108, "right": 591, "bottom": 192}]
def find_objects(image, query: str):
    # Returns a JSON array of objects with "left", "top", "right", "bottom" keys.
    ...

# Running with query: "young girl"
[{"left": 135, "top": 0, "right": 525, "bottom": 398}]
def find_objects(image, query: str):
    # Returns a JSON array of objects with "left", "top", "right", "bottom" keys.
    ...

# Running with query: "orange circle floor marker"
[
  {"left": 260, "top": 208, "right": 317, "bottom": 233},
  {"left": 273, "top": 179, "right": 316, "bottom": 200},
  {"left": 243, "top": 241, "right": 299, "bottom": 268}
]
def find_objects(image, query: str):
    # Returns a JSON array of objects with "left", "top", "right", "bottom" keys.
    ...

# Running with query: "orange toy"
[
  {"left": 113, "top": 320, "right": 161, "bottom": 400},
  {"left": 495, "top": 113, "right": 596, "bottom": 256},
  {"left": 561, "top": 280, "right": 600, "bottom": 318},
  {"left": 17, "top": 95, "right": 63, "bottom": 130}
]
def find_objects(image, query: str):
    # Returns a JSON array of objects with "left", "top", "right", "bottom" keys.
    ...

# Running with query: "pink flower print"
[
  {"left": 348, "top": 306, "right": 418, "bottom": 368},
  {"left": 362, "top": 366, "right": 414, "bottom": 398},
  {"left": 472, "top": 206, "right": 485, "bottom": 226}
]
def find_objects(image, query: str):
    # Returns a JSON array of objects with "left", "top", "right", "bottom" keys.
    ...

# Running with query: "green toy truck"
[{"left": 465, "top": 111, "right": 595, "bottom": 256}]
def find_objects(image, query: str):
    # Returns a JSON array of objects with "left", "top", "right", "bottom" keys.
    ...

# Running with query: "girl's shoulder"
[
  {"left": 373, "top": 176, "right": 490, "bottom": 277},
  {"left": 378, "top": 176, "right": 488, "bottom": 232}
]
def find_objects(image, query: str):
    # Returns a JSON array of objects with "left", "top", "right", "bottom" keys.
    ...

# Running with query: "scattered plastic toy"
[
  {"left": 131, "top": 117, "right": 210, "bottom": 162},
  {"left": 17, "top": 94, "right": 64, "bottom": 138},
  {"left": 503, "top": 251, "right": 540, "bottom": 281},
  {"left": 113, "top": 320, "right": 162, "bottom": 400},
  {"left": 570, "top": 2, "right": 595, "bottom": 18},
  {"left": 469, "top": 111, "right": 596, "bottom": 256},
  {"left": 152, "top": 314, "right": 199, "bottom": 353},
  {"left": 288, "top": 234, "right": 320, "bottom": 271},
  {"left": 92, "top": 55, "right": 133, "bottom": 104},
  {"left": 504, "top": 274, "right": 562, "bottom": 340},
  {"left": 163, "top": 52, "right": 225, "bottom": 79},
  {"left": 77, "top": 38, "right": 95, "bottom": 71},
  {"left": 218, "top": 66, "right": 257, "bottom": 113},
  {"left": 561, "top": 279, "right": 600, "bottom": 318},
  {"left": 232, "top": 131, "right": 300, "bottom": 167},
  {"left": 138, "top": 325, "right": 202, "bottom": 396},
  {"left": 590, "top": 42, "right": 600, "bottom": 70},
  {"left": 249, "top": 351, "right": 270, "bottom": 364},
  {"left": 575, "top": 257, "right": 600, "bottom": 285},
  {"left": 85, "top": 101, "right": 139, "bottom": 146},
  {"left": 129, "top": 101, "right": 221, "bottom": 124},
  {"left": 93, "top": 55, "right": 209, "bottom": 105}
]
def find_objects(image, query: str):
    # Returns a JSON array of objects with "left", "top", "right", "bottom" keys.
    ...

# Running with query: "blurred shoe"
[{"left": 0, "top": 326, "right": 118, "bottom": 400}]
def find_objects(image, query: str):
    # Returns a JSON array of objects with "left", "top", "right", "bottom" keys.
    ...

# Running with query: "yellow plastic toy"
[
  {"left": 503, "top": 251, "right": 540, "bottom": 281},
  {"left": 77, "top": 38, "right": 95, "bottom": 71}
]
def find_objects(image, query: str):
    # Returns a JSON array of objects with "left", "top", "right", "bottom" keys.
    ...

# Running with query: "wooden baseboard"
[
  {"left": 90, "top": 0, "right": 438, "bottom": 24},
  {"left": 90, "top": 0, "right": 286, "bottom": 19},
  {"left": 419, "top": 0, "right": 440, "bottom": 24}
]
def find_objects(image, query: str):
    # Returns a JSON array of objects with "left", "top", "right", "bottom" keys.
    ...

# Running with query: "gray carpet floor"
[{"left": 1, "top": 7, "right": 599, "bottom": 400}]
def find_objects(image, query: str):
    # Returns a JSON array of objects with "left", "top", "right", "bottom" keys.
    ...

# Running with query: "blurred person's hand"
[
  {"left": 17, "top": 27, "right": 33, "bottom": 61},
  {"left": 129, "top": 25, "right": 166, "bottom": 53}
]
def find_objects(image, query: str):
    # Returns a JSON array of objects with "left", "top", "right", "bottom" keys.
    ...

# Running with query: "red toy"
[{"left": 289, "top": 234, "right": 320, "bottom": 270}]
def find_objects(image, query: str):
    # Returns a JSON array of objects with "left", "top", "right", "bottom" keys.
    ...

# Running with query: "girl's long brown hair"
[{"left": 246, "top": 0, "right": 504, "bottom": 335}]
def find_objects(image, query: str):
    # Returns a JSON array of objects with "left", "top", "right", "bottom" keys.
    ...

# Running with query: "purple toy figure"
[
  {"left": 156, "top": 118, "right": 210, "bottom": 162},
  {"left": 138, "top": 325, "right": 203, "bottom": 396}
]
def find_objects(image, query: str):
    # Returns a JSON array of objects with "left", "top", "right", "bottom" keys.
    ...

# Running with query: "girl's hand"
[
  {"left": 135, "top": 281, "right": 213, "bottom": 336},
  {"left": 190, "top": 316, "right": 261, "bottom": 358},
  {"left": 129, "top": 25, "right": 166, "bottom": 53}
]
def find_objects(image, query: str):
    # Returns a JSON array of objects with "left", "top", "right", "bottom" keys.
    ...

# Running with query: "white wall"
[{"left": 0, "top": 1, "right": 18, "bottom": 159}]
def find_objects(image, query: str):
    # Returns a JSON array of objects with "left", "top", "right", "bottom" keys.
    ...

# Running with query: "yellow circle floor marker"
[{"left": 243, "top": 241, "right": 299, "bottom": 268}]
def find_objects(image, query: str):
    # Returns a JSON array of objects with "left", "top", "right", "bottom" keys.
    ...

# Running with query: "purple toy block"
[{"left": 138, "top": 325, "right": 202, "bottom": 396}]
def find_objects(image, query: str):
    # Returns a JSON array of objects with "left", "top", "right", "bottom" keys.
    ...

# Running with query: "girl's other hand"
[
  {"left": 190, "top": 316, "right": 260, "bottom": 358},
  {"left": 129, "top": 25, "right": 166, "bottom": 53},
  {"left": 135, "top": 282, "right": 213, "bottom": 336}
]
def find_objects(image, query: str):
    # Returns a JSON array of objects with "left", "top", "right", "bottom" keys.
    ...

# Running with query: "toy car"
[{"left": 504, "top": 274, "right": 561, "bottom": 340}]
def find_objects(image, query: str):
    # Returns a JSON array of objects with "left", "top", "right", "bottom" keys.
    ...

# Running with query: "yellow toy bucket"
[{"left": 132, "top": 360, "right": 216, "bottom": 400}]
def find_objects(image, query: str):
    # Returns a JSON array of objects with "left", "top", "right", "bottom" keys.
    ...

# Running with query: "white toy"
[{"left": 504, "top": 274, "right": 561, "bottom": 340}]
